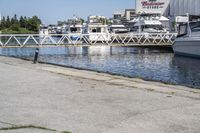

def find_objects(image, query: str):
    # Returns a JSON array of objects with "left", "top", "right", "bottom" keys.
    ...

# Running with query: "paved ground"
[{"left": 0, "top": 56, "right": 200, "bottom": 133}]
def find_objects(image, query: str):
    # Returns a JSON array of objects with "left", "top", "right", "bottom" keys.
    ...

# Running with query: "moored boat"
[
  {"left": 173, "top": 19, "right": 200, "bottom": 58},
  {"left": 85, "top": 16, "right": 111, "bottom": 42}
]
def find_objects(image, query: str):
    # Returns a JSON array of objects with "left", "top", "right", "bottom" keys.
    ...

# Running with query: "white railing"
[{"left": 0, "top": 33, "right": 177, "bottom": 47}]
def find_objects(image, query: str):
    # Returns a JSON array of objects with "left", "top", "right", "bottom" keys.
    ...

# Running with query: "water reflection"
[
  {"left": 0, "top": 46, "right": 200, "bottom": 88},
  {"left": 172, "top": 56, "right": 200, "bottom": 87}
]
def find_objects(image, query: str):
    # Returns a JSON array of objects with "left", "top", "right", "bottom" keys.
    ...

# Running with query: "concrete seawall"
[{"left": 0, "top": 56, "right": 200, "bottom": 133}]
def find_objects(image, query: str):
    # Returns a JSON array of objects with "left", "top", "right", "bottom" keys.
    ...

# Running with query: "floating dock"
[{"left": 0, "top": 33, "right": 177, "bottom": 47}]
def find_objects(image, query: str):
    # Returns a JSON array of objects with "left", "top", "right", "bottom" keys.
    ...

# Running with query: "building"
[
  {"left": 136, "top": 0, "right": 200, "bottom": 18},
  {"left": 170, "top": 0, "right": 200, "bottom": 17},
  {"left": 112, "top": 9, "right": 137, "bottom": 30},
  {"left": 113, "top": 11, "right": 124, "bottom": 20},
  {"left": 113, "top": 9, "right": 137, "bottom": 21},
  {"left": 136, "top": 0, "right": 200, "bottom": 31},
  {"left": 136, "top": 0, "right": 170, "bottom": 16},
  {"left": 124, "top": 9, "right": 137, "bottom": 21}
]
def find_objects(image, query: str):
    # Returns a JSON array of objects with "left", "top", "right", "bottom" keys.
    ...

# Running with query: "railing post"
[{"left": 33, "top": 48, "right": 39, "bottom": 64}]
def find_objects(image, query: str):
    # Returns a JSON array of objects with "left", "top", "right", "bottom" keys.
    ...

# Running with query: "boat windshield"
[
  {"left": 90, "top": 28, "right": 102, "bottom": 33},
  {"left": 177, "top": 23, "right": 188, "bottom": 37},
  {"left": 143, "top": 25, "right": 164, "bottom": 30},
  {"left": 190, "top": 21, "right": 200, "bottom": 32},
  {"left": 70, "top": 27, "right": 81, "bottom": 33}
]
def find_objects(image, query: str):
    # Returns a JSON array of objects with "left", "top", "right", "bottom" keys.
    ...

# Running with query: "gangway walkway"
[{"left": 0, "top": 33, "right": 177, "bottom": 47}]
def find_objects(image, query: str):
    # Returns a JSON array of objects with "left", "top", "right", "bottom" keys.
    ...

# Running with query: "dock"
[{"left": 0, "top": 33, "right": 177, "bottom": 47}]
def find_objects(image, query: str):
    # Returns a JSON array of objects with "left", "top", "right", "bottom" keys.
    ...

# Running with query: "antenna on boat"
[
  {"left": 186, "top": 13, "right": 191, "bottom": 37},
  {"left": 0, "top": 12, "right": 1, "bottom": 26}
]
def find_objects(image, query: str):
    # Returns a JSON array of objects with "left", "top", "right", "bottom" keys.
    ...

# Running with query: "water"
[{"left": 1, "top": 46, "right": 200, "bottom": 89}]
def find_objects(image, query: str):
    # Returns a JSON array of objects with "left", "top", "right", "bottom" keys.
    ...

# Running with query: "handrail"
[{"left": 0, "top": 33, "right": 177, "bottom": 47}]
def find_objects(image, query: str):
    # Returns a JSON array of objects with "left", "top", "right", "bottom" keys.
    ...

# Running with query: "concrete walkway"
[{"left": 0, "top": 56, "right": 200, "bottom": 133}]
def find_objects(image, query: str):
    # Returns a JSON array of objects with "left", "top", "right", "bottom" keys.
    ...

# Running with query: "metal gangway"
[{"left": 0, "top": 33, "right": 177, "bottom": 47}]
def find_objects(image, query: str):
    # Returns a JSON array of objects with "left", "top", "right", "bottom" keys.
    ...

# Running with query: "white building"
[
  {"left": 136, "top": 0, "right": 200, "bottom": 17},
  {"left": 136, "top": 0, "right": 200, "bottom": 31},
  {"left": 170, "top": 0, "right": 200, "bottom": 17},
  {"left": 136, "top": 0, "right": 170, "bottom": 16}
]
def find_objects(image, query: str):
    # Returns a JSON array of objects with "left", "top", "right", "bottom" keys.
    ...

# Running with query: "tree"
[
  {"left": 23, "top": 16, "right": 28, "bottom": 28},
  {"left": 27, "top": 16, "right": 41, "bottom": 32},
  {"left": 13, "top": 14, "right": 19, "bottom": 24},
  {"left": 0, "top": 16, "right": 6, "bottom": 29},
  {"left": 80, "top": 18, "right": 85, "bottom": 24},
  {"left": 1, "top": 14, "right": 42, "bottom": 33},
  {"left": 11, "top": 18, "right": 15, "bottom": 25},
  {"left": 19, "top": 16, "right": 26, "bottom": 28},
  {"left": 6, "top": 16, "right": 11, "bottom": 28}
]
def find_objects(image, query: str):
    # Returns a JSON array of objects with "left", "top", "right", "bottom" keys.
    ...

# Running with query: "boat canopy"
[
  {"left": 134, "top": 20, "right": 162, "bottom": 26},
  {"left": 159, "top": 16, "right": 169, "bottom": 21},
  {"left": 110, "top": 25, "right": 126, "bottom": 28}
]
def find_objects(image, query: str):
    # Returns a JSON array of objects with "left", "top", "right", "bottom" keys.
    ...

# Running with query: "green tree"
[
  {"left": 13, "top": 14, "right": 19, "bottom": 24},
  {"left": 27, "top": 16, "right": 41, "bottom": 32},
  {"left": 11, "top": 18, "right": 15, "bottom": 25},
  {"left": 10, "top": 23, "right": 20, "bottom": 31},
  {"left": 6, "top": 16, "right": 11, "bottom": 28},
  {"left": 80, "top": 18, "right": 85, "bottom": 24},
  {"left": 19, "top": 16, "right": 26, "bottom": 28},
  {"left": 1, "top": 14, "right": 42, "bottom": 33},
  {"left": 24, "top": 16, "right": 28, "bottom": 28},
  {"left": 1, "top": 16, "right": 6, "bottom": 29}
]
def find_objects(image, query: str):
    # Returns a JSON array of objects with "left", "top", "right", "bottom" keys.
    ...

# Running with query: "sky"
[{"left": 0, "top": 0, "right": 135, "bottom": 24}]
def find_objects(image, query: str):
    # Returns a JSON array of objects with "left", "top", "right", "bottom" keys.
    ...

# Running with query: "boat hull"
[{"left": 172, "top": 38, "right": 200, "bottom": 58}]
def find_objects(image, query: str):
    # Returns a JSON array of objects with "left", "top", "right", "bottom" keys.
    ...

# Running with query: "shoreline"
[
  {"left": 1, "top": 55, "right": 200, "bottom": 99},
  {"left": 0, "top": 54, "right": 199, "bottom": 90}
]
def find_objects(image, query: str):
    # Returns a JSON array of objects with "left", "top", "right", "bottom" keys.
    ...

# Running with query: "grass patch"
[
  {"left": 147, "top": 89, "right": 155, "bottom": 92},
  {"left": 0, "top": 124, "right": 71, "bottom": 133},
  {"left": 171, "top": 92, "right": 176, "bottom": 95},
  {"left": 61, "top": 131, "right": 72, "bottom": 133},
  {"left": 0, "top": 125, "right": 56, "bottom": 131},
  {"left": 107, "top": 82, "right": 125, "bottom": 87},
  {"left": 1, "top": 28, "right": 37, "bottom": 34}
]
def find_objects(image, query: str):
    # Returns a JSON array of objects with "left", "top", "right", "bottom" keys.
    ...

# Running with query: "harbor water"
[{"left": 0, "top": 46, "right": 200, "bottom": 89}]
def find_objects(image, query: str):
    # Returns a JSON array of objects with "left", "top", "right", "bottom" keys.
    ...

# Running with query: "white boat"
[
  {"left": 173, "top": 21, "right": 200, "bottom": 58},
  {"left": 66, "top": 17, "right": 83, "bottom": 42},
  {"left": 109, "top": 24, "right": 129, "bottom": 34},
  {"left": 39, "top": 25, "right": 49, "bottom": 36},
  {"left": 133, "top": 17, "right": 168, "bottom": 33},
  {"left": 85, "top": 16, "right": 111, "bottom": 42}
]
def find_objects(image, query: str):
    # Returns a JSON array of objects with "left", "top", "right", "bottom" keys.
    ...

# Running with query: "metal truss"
[{"left": 0, "top": 33, "right": 177, "bottom": 47}]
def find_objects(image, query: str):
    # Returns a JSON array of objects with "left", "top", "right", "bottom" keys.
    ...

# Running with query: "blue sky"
[{"left": 0, "top": 0, "right": 135, "bottom": 24}]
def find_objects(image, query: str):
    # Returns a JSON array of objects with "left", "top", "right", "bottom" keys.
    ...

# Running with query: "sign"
[
  {"left": 136, "top": 0, "right": 170, "bottom": 14},
  {"left": 175, "top": 16, "right": 189, "bottom": 23}
]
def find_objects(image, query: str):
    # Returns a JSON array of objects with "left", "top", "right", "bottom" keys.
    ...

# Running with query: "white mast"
[{"left": 0, "top": 12, "right": 1, "bottom": 34}]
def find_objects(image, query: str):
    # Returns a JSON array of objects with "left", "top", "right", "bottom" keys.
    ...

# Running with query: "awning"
[{"left": 134, "top": 20, "right": 162, "bottom": 26}]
